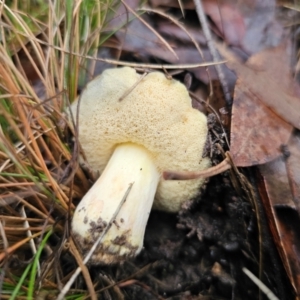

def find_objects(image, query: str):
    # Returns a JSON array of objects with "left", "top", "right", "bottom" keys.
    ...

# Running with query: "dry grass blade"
[
  {"left": 20, "top": 206, "right": 41, "bottom": 280},
  {"left": 119, "top": 72, "right": 148, "bottom": 101},
  {"left": 0, "top": 24, "right": 225, "bottom": 70},
  {"left": 177, "top": 0, "right": 185, "bottom": 17},
  {"left": 68, "top": 239, "right": 97, "bottom": 300},
  {"left": 0, "top": 1, "right": 118, "bottom": 298},
  {"left": 243, "top": 268, "right": 279, "bottom": 300},
  {"left": 0, "top": 230, "right": 50, "bottom": 261}
]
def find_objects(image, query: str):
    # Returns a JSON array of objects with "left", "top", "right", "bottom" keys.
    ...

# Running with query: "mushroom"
[{"left": 70, "top": 67, "right": 210, "bottom": 264}]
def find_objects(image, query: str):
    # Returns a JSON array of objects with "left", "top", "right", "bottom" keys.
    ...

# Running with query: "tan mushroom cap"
[{"left": 71, "top": 67, "right": 210, "bottom": 212}]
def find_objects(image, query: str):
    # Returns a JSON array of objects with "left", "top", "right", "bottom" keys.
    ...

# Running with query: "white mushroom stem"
[{"left": 72, "top": 143, "right": 161, "bottom": 264}]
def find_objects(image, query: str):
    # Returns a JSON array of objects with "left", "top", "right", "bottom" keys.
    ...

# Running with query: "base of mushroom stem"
[{"left": 72, "top": 142, "right": 161, "bottom": 264}]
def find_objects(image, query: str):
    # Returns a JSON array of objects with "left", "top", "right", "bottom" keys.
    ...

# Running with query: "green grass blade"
[
  {"left": 9, "top": 263, "right": 32, "bottom": 300},
  {"left": 27, "top": 229, "right": 53, "bottom": 299}
]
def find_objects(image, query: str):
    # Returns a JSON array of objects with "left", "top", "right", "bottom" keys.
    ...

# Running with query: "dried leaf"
[
  {"left": 259, "top": 131, "right": 300, "bottom": 208},
  {"left": 230, "top": 79, "right": 292, "bottom": 166},
  {"left": 218, "top": 42, "right": 298, "bottom": 166},
  {"left": 259, "top": 131, "right": 300, "bottom": 297},
  {"left": 220, "top": 42, "right": 300, "bottom": 130},
  {"left": 241, "top": 0, "right": 283, "bottom": 54}
]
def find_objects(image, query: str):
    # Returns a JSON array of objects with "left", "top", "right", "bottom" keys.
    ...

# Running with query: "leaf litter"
[{"left": 221, "top": 41, "right": 296, "bottom": 166}]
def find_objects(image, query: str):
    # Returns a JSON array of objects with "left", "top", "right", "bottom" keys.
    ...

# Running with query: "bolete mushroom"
[{"left": 71, "top": 67, "right": 210, "bottom": 264}]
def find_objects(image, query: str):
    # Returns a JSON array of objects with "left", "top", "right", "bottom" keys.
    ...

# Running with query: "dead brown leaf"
[
  {"left": 230, "top": 78, "right": 292, "bottom": 166},
  {"left": 259, "top": 130, "right": 300, "bottom": 210},
  {"left": 218, "top": 42, "right": 299, "bottom": 166},
  {"left": 220, "top": 42, "right": 300, "bottom": 130},
  {"left": 259, "top": 131, "right": 300, "bottom": 297}
]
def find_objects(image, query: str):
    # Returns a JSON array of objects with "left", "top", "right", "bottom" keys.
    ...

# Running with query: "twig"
[
  {"left": 193, "top": 0, "right": 232, "bottom": 104},
  {"left": 56, "top": 183, "right": 134, "bottom": 300}
]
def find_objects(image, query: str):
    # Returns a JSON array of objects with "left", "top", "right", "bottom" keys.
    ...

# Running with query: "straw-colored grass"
[{"left": 0, "top": 0, "right": 118, "bottom": 298}]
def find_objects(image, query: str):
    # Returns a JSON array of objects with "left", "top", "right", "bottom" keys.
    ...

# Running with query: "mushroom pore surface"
[{"left": 71, "top": 67, "right": 210, "bottom": 212}]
